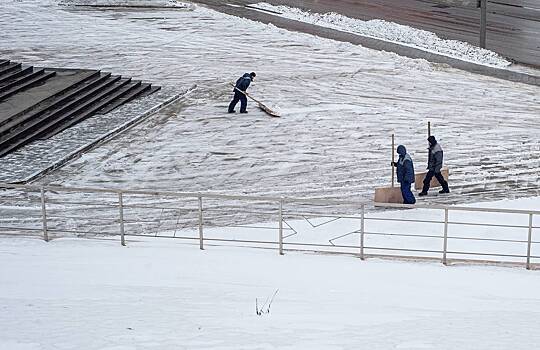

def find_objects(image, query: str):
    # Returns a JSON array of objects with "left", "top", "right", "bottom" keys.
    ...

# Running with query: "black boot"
[
  {"left": 439, "top": 188, "right": 450, "bottom": 194},
  {"left": 418, "top": 192, "right": 428, "bottom": 196}
]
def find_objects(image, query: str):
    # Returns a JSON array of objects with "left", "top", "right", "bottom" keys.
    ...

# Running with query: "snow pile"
[
  {"left": 2, "top": 235, "right": 540, "bottom": 349},
  {"left": 59, "top": 0, "right": 192, "bottom": 8},
  {"left": 251, "top": 2, "right": 511, "bottom": 67}
]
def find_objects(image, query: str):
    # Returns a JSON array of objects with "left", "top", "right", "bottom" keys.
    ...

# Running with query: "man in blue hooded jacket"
[
  {"left": 228, "top": 72, "right": 256, "bottom": 114},
  {"left": 391, "top": 145, "right": 416, "bottom": 204}
]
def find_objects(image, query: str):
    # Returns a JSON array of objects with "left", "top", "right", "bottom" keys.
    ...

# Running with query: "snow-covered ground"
[
  {"left": 3, "top": 183, "right": 540, "bottom": 348},
  {"left": 3, "top": 2, "right": 540, "bottom": 348},
  {"left": 1, "top": 0, "right": 539, "bottom": 205},
  {"left": 250, "top": 2, "right": 511, "bottom": 67},
  {"left": 2, "top": 235, "right": 540, "bottom": 349}
]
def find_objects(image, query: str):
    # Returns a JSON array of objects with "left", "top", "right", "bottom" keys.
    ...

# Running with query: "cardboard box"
[{"left": 374, "top": 186, "right": 404, "bottom": 204}]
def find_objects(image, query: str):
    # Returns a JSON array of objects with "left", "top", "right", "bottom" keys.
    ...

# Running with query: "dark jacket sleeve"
[
  {"left": 404, "top": 159, "right": 415, "bottom": 183},
  {"left": 237, "top": 78, "right": 251, "bottom": 91},
  {"left": 432, "top": 151, "right": 443, "bottom": 172},
  {"left": 428, "top": 146, "right": 443, "bottom": 172},
  {"left": 233, "top": 77, "right": 243, "bottom": 92},
  {"left": 397, "top": 157, "right": 415, "bottom": 184}
]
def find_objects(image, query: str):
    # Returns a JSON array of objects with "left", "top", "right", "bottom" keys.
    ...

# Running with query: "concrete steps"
[{"left": 0, "top": 59, "right": 160, "bottom": 157}]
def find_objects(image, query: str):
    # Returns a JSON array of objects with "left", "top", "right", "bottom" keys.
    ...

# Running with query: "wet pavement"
[{"left": 0, "top": 88, "right": 181, "bottom": 183}]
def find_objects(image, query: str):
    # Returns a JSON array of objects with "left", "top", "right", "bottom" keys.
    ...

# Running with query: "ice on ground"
[
  {"left": 1, "top": 235, "right": 540, "bottom": 349},
  {"left": 0, "top": 0, "right": 539, "bottom": 206},
  {"left": 1, "top": 2, "right": 539, "bottom": 347},
  {"left": 251, "top": 2, "right": 511, "bottom": 67}
]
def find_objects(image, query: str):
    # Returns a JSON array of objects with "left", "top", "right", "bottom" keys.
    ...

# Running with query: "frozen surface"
[
  {"left": 2, "top": 3, "right": 540, "bottom": 348},
  {"left": 251, "top": 2, "right": 511, "bottom": 67},
  {"left": 2, "top": 234, "right": 540, "bottom": 349},
  {"left": 0, "top": 0, "right": 539, "bottom": 206}
]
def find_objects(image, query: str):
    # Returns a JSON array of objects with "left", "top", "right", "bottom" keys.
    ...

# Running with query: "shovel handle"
[
  {"left": 391, "top": 134, "right": 395, "bottom": 188},
  {"left": 230, "top": 83, "right": 261, "bottom": 104}
]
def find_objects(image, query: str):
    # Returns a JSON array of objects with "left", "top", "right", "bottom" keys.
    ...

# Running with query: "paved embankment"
[{"left": 193, "top": 0, "right": 540, "bottom": 86}]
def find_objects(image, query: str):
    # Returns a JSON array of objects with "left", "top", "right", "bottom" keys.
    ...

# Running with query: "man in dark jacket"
[
  {"left": 392, "top": 145, "right": 416, "bottom": 204},
  {"left": 419, "top": 135, "right": 450, "bottom": 196},
  {"left": 228, "top": 72, "right": 256, "bottom": 114}
]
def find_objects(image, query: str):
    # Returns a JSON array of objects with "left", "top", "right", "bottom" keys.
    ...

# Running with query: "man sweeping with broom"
[{"left": 228, "top": 72, "right": 256, "bottom": 114}]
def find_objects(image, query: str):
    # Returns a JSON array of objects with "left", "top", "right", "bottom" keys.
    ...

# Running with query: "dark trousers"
[
  {"left": 400, "top": 182, "right": 416, "bottom": 204},
  {"left": 422, "top": 170, "right": 449, "bottom": 193},
  {"left": 228, "top": 91, "right": 247, "bottom": 113}
]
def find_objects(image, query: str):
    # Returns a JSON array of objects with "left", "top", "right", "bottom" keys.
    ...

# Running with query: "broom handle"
[
  {"left": 391, "top": 134, "right": 395, "bottom": 188},
  {"left": 428, "top": 121, "right": 431, "bottom": 138},
  {"left": 230, "top": 83, "right": 262, "bottom": 104}
]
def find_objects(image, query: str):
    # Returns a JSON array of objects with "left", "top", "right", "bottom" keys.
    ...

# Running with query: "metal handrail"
[
  {"left": 2, "top": 183, "right": 539, "bottom": 220},
  {"left": 366, "top": 216, "right": 444, "bottom": 225},
  {"left": 3, "top": 182, "right": 540, "bottom": 215},
  {"left": 447, "top": 220, "right": 536, "bottom": 229},
  {"left": 1, "top": 183, "right": 539, "bottom": 269}
]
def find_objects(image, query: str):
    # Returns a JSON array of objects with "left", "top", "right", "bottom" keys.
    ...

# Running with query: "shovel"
[{"left": 229, "top": 83, "right": 281, "bottom": 118}]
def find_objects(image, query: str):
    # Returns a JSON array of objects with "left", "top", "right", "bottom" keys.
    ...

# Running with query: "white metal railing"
[{"left": 0, "top": 183, "right": 538, "bottom": 269}]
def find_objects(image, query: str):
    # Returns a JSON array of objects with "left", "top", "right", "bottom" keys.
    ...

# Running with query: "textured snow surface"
[
  {"left": 1, "top": 0, "right": 539, "bottom": 206},
  {"left": 252, "top": 2, "right": 511, "bottom": 67},
  {"left": 2, "top": 230, "right": 540, "bottom": 349}
]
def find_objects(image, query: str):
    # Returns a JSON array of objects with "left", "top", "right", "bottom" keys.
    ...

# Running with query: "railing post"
[
  {"left": 442, "top": 208, "right": 449, "bottom": 266},
  {"left": 526, "top": 213, "right": 533, "bottom": 270},
  {"left": 40, "top": 187, "right": 49, "bottom": 242},
  {"left": 198, "top": 195, "right": 204, "bottom": 250},
  {"left": 118, "top": 191, "right": 125, "bottom": 246},
  {"left": 479, "top": 0, "right": 487, "bottom": 48},
  {"left": 359, "top": 204, "right": 365, "bottom": 260},
  {"left": 278, "top": 198, "right": 284, "bottom": 255}
]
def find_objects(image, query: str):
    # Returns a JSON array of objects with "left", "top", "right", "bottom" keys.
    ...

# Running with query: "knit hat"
[{"left": 427, "top": 135, "right": 437, "bottom": 146}]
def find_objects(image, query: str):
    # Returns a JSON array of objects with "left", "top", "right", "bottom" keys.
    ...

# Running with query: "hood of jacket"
[{"left": 397, "top": 145, "right": 407, "bottom": 156}]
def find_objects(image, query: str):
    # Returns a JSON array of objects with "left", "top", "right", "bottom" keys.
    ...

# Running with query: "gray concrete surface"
[
  {"left": 207, "top": 0, "right": 540, "bottom": 67},
  {"left": 193, "top": 0, "right": 540, "bottom": 86},
  {"left": 0, "top": 87, "right": 182, "bottom": 183},
  {"left": 0, "top": 69, "right": 97, "bottom": 123}
]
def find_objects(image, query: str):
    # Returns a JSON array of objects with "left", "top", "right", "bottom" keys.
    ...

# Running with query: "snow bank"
[
  {"left": 251, "top": 2, "right": 511, "bottom": 67},
  {"left": 1, "top": 236, "right": 540, "bottom": 349}
]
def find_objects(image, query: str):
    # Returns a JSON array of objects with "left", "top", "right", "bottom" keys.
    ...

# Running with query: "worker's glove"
[{"left": 390, "top": 162, "right": 397, "bottom": 167}]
